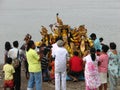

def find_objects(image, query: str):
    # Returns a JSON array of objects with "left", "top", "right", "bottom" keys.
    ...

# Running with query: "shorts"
[
  {"left": 99, "top": 72, "right": 107, "bottom": 84},
  {"left": 4, "top": 80, "right": 14, "bottom": 88}
]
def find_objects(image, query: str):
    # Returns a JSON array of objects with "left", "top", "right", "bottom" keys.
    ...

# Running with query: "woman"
[
  {"left": 4, "top": 41, "right": 12, "bottom": 64},
  {"left": 26, "top": 40, "right": 42, "bottom": 90},
  {"left": 83, "top": 48, "right": 101, "bottom": 90},
  {"left": 108, "top": 42, "right": 119, "bottom": 90}
]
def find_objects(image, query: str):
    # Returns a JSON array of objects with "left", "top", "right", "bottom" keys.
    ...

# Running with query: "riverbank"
[{"left": 0, "top": 64, "right": 120, "bottom": 90}]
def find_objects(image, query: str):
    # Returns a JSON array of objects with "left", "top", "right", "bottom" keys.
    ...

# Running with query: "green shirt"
[{"left": 26, "top": 48, "right": 41, "bottom": 72}]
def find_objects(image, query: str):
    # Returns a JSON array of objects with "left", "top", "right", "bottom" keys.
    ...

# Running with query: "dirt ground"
[{"left": 0, "top": 64, "right": 120, "bottom": 90}]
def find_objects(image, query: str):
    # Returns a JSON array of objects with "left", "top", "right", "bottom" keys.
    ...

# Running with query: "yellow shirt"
[
  {"left": 26, "top": 48, "right": 41, "bottom": 72},
  {"left": 3, "top": 64, "right": 15, "bottom": 80}
]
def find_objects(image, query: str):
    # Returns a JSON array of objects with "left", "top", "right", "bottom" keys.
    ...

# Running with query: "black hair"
[
  {"left": 90, "top": 48, "right": 96, "bottom": 61},
  {"left": 102, "top": 45, "right": 109, "bottom": 53},
  {"left": 73, "top": 51, "right": 79, "bottom": 56},
  {"left": 6, "top": 57, "right": 12, "bottom": 64},
  {"left": 5, "top": 41, "right": 12, "bottom": 51},
  {"left": 90, "top": 33, "right": 96, "bottom": 40},
  {"left": 99, "top": 37, "right": 103, "bottom": 42},
  {"left": 110, "top": 42, "right": 116, "bottom": 50},
  {"left": 13, "top": 41, "right": 19, "bottom": 48},
  {"left": 96, "top": 49, "right": 100, "bottom": 52},
  {"left": 27, "top": 40, "right": 34, "bottom": 51}
]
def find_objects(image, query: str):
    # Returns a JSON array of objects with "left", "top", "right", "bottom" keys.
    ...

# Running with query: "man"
[
  {"left": 90, "top": 33, "right": 101, "bottom": 51},
  {"left": 20, "top": 34, "right": 32, "bottom": 79},
  {"left": 52, "top": 40, "right": 69, "bottom": 90},
  {"left": 26, "top": 40, "right": 42, "bottom": 90},
  {"left": 8, "top": 41, "right": 21, "bottom": 90}
]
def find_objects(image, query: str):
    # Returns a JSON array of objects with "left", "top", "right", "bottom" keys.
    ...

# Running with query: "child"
[
  {"left": 3, "top": 57, "right": 15, "bottom": 90},
  {"left": 68, "top": 51, "right": 83, "bottom": 82},
  {"left": 98, "top": 45, "right": 109, "bottom": 90}
]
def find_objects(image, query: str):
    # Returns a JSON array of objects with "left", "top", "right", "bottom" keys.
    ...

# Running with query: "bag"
[{"left": 12, "top": 50, "right": 20, "bottom": 68}]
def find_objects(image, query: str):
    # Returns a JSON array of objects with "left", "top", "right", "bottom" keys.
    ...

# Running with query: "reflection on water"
[{"left": 0, "top": 0, "right": 120, "bottom": 63}]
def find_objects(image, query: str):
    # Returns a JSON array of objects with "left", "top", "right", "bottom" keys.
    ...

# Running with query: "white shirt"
[
  {"left": 8, "top": 48, "right": 22, "bottom": 59},
  {"left": 53, "top": 47, "right": 69, "bottom": 72}
]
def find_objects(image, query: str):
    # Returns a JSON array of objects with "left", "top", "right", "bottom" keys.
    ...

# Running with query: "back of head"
[
  {"left": 73, "top": 51, "right": 79, "bottom": 56},
  {"left": 102, "top": 45, "right": 109, "bottom": 53},
  {"left": 90, "top": 48, "right": 96, "bottom": 61},
  {"left": 57, "top": 40, "right": 64, "bottom": 47},
  {"left": 90, "top": 33, "right": 96, "bottom": 40},
  {"left": 110, "top": 42, "right": 116, "bottom": 50},
  {"left": 27, "top": 40, "right": 35, "bottom": 51},
  {"left": 6, "top": 57, "right": 12, "bottom": 64},
  {"left": 13, "top": 41, "right": 19, "bottom": 48},
  {"left": 99, "top": 37, "right": 103, "bottom": 42},
  {"left": 5, "top": 41, "right": 12, "bottom": 51}
]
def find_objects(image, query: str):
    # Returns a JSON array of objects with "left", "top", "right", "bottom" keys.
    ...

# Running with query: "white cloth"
[
  {"left": 53, "top": 47, "right": 69, "bottom": 72},
  {"left": 99, "top": 72, "right": 107, "bottom": 84},
  {"left": 55, "top": 71, "right": 66, "bottom": 90},
  {"left": 8, "top": 48, "right": 22, "bottom": 59},
  {"left": 53, "top": 46, "right": 69, "bottom": 90}
]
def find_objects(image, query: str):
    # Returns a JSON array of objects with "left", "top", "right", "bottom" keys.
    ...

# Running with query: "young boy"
[
  {"left": 68, "top": 51, "right": 83, "bottom": 82},
  {"left": 3, "top": 57, "right": 15, "bottom": 90}
]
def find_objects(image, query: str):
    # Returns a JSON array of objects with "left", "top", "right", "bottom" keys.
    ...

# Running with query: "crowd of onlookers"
[{"left": 2, "top": 33, "right": 120, "bottom": 90}]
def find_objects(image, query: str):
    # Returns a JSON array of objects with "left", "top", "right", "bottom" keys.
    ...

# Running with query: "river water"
[{"left": 0, "top": 0, "right": 120, "bottom": 63}]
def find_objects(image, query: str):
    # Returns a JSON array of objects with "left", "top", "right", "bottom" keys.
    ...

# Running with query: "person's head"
[
  {"left": 96, "top": 49, "right": 101, "bottom": 56},
  {"left": 109, "top": 42, "right": 116, "bottom": 50},
  {"left": 73, "top": 51, "right": 79, "bottom": 56},
  {"left": 90, "top": 48, "right": 96, "bottom": 61},
  {"left": 57, "top": 40, "right": 64, "bottom": 47},
  {"left": 5, "top": 41, "right": 12, "bottom": 51},
  {"left": 24, "top": 34, "right": 32, "bottom": 44},
  {"left": 27, "top": 40, "right": 35, "bottom": 51},
  {"left": 99, "top": 37, "right": 103, "bottom": 42},
  {"left": 102, "top": 45, "right": 109, "bottom": 53},
  {"left": 90, "top": 33, "right": 96, "bottom": 40},
  {"left": 13, "top": 41, "right": 19, "bottom": 48},
  {"left": 6, "top": 57, "right": 12, "bottom": 64}
]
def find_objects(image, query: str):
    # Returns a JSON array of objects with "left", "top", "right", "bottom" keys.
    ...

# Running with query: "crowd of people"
[
  {"left": 2, "top": 32, "right": 120, "bottom": 90},
  {"left": 2, "top": 13, "right": 120, "bottom": 90}
]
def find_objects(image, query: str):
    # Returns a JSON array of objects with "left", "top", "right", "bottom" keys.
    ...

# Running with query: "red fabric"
[
  {"left": 4, "top": 80, "right": 14, "bottom": 88},
  {"left": 69, "top": 56, "right": 83, "bottom": 72}
]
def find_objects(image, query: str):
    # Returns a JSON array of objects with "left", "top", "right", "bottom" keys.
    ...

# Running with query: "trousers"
[{"left": 55, "top": 71, "right": 66, "bottom": 90}]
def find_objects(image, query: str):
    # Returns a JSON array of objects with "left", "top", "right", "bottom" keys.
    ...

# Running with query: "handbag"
[{"left": 12, "top": 50, "right": 20, "bottom": 68}]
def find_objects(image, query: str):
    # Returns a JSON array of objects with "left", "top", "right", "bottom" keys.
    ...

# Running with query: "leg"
[
  {"left": 34, "top": 72, "right": 42, "bottom": 90},
  {"left": 68, "top": 71, "right": 77, "bottom": 81},
  {"left": 104, "top": 83, "right": 107, "bottom": 90},
  {"left": 27, "top": 73, "right": 35, "bottom": 89},
  {"left": 4, "top": 87, "right": 6, "bottom": 90},
  {"left": 55, "top": 72, "right": 60, "bottom": 90},
  {"left": 109, "top": 72, "right": 117, "bottom": 90},
  {"left": 61, "top": 71, "right": 66, "bottom": 90},
  {"left": 14, "top": 66, "right": 21, "bottom": 90},
  {"left": 24, "top": 60, "right": 29, "bottom": 79},
  {"left": 10, "top": 87, "right": 14, "bottom": 90},
  {"left": 99, "top": 84, "right": 103, "bottom": 90}
]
